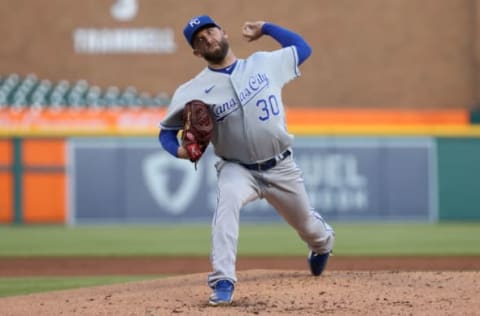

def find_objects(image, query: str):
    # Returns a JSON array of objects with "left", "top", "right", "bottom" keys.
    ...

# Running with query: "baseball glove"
[{"left": 181, "top": 99, "right": 214, "bottom": 166}]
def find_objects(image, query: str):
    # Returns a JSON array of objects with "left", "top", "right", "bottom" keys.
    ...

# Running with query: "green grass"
[
  {"left": 0, "top": 225, "right": 212, "bottom": 256},
  {"left": 0, "top": 222, "right": 479, "bottom": 256},
  {"left": 334, "top": 222, "right": 480, "bottom": 256},
  {"left": 0, "top": 222, "right": 479, "bottom": 298},
  {"left": 0, "top": 275, "right": 161, "bottom": 298}
]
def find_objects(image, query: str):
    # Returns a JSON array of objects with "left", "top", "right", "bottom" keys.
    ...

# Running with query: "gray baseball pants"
[{"left": 207, "top": 153, "right": 335, "bottom": 287}]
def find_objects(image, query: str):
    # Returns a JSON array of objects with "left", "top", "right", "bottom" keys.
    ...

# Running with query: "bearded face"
[
  {"left": 192, "top": 27, "right": 230, "bottom": 65},
  {"left": 201, "top": 37, "right": 230, "bottom": 64}
]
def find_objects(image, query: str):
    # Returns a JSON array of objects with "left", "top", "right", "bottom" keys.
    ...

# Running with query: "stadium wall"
[
  {"left": 2, "top": 1, "right": 480, "bottom": 223},
  {"left": 1, "top": 132, "right": 480, "bottom": 224},
  {"left": 0, "top": 0, "right": 480, "bottom": 108}
]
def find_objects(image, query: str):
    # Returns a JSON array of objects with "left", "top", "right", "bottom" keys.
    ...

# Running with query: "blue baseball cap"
[{"left": 183, "top": 15, "right": 220, "bottom": 47}]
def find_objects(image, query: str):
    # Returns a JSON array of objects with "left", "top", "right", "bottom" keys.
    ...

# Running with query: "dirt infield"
[{"left": 1, "top": 256, "right": 479, "bottom": 315}]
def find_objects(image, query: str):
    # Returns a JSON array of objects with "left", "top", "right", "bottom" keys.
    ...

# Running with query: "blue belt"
[{"left": 241, "top": 150, "right": 291, "bottom": 171}]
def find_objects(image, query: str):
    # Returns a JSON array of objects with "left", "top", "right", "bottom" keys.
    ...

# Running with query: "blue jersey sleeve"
[
  {"left": 261, "top": 23, "right": 312, "bottom": 65},
  {"left": 159, "top": 129, "right": 180, "bottom": 157}
]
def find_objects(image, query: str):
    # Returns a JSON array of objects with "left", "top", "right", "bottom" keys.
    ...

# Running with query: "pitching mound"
[{"left": 1, "top": 269, "right": 479, "bottom": 315}]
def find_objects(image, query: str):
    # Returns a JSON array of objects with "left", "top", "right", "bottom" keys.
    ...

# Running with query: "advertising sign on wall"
[{"left": 69, "top": 137, "right": 436, "bottom": 224}]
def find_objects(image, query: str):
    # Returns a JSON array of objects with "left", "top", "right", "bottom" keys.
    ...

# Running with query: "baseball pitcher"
[{"left": 159, "top": 15, "right": 335, "bottom": 306}]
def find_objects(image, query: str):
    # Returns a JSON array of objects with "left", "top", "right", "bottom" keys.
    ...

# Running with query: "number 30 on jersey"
[{"left": 256, "top": 95, "right": 280, "bottom": 121}]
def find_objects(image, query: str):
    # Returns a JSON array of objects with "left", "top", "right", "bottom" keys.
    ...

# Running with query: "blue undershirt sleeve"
[
  {"left": 261, "top": 22, "right": 312, "bottom": 65},
  {"left": 159, "top": 129, "right": 180, "bottom": 157}
]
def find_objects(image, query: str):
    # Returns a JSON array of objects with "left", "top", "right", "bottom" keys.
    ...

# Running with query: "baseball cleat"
[
  {"left": 308, "top": 251, "right": 330, "bottom": 276},
  {"left": 208, "top": 279, "right": 234, "bottom": 306}
]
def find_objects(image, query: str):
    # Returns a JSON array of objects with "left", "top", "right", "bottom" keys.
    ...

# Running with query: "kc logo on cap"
[
  {"left": 188, "top": 18, "right": 201, "bottom": 28},
  {"left": 183, "top": 15, "right": 220, "bottom": 47}
]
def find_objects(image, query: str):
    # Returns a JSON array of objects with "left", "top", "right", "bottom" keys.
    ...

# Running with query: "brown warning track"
[{"left": 1, "top": 256, "right": 479, "bottom": 276}]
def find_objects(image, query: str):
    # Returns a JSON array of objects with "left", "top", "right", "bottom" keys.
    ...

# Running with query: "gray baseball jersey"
[
  {"left": 160, "top": 46, "right": 298, "bottom": 163},
  {"left": 160, "top": 45, "right": 334, "bottom": 287}
]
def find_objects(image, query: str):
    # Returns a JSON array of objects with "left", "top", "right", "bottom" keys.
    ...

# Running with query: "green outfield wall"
[{"left": 437, "top": 138, "right": 480, "bottom": 220}]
